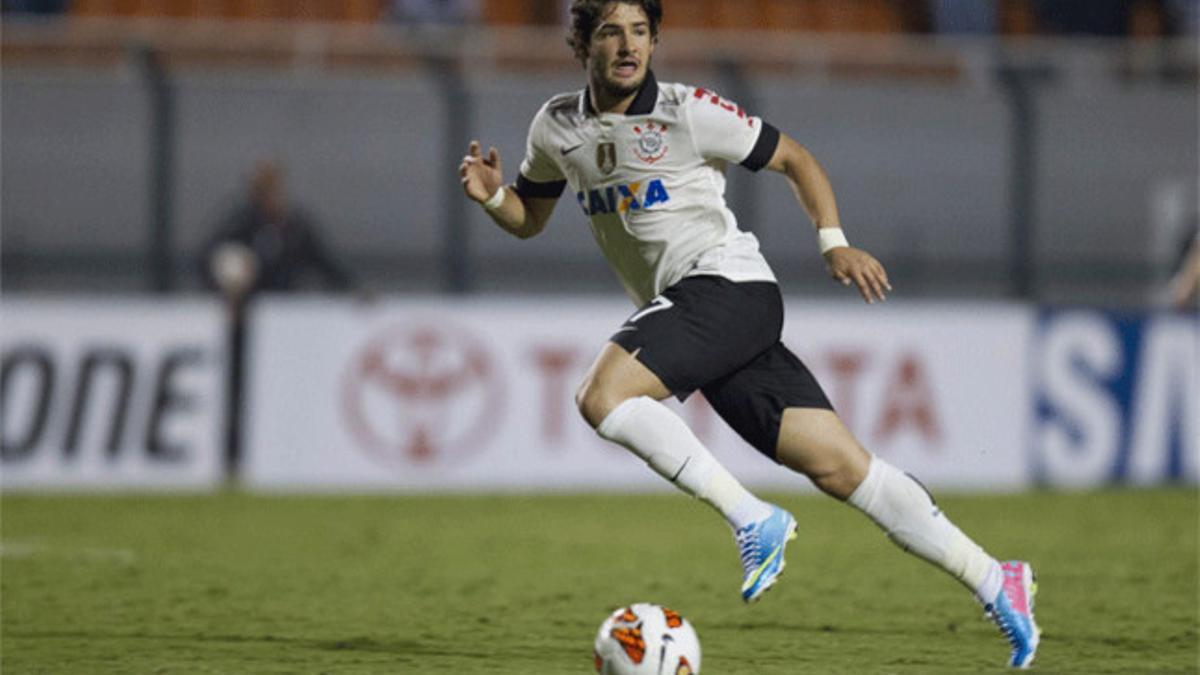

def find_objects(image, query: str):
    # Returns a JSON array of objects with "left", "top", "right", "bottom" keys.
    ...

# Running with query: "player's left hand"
[{"left": 824, "top": 247, "right": 891, "bottom": 304}]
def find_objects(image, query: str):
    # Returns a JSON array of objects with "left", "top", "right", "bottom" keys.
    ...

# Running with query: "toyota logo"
[{"left": 340, "top": 321, "right": 503, "bottom": 467}]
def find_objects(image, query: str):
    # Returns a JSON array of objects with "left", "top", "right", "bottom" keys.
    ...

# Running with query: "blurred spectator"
[
  {"left": 928, "top": 0, "right": 997, "bottom": 34},
  {"left": 1033, "top": 0, "right": 1132, "bottom": 36},
  {"left": 202, "top": 161, "right": 364, "bottom": 479},
  {"left": 386, "top": 0, "right": 480, "bottom": 25},
  {"left": 201, "top": 161, "right": 356, "bottom": 299},
  {"left": 1166, "top": 0, "right": 1200, "bottom": 34},
  {"left": 1, "top": 0, "right": 67, "bottom": 14}
]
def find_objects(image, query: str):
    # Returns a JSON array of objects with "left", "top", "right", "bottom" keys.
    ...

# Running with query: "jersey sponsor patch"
[
  {"left": 693, "top": 86, "right": 756, "bottom": 128},
  {"left": 576, "top": 179, "right": 670, "bottom": 216}
]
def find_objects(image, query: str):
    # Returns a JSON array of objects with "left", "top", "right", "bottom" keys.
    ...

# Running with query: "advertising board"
[
  {"left": 244, "top": 298, "right": 1033, "bottom": 491},
  {"left": 1, "top": 298, "right": 226, "bottom": 490}
]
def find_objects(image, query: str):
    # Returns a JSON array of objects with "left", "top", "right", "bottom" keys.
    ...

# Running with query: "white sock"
[
  {"left": 848, "top": 455, "right": 1003, "bottom": 605},
  {"left": 597, "top": 396, "right": 772, "bottom": 530}
]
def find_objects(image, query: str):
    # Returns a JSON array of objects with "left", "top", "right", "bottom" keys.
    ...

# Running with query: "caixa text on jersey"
[{"left": 576, "top": 179, "right": 670, "bottom": 216}]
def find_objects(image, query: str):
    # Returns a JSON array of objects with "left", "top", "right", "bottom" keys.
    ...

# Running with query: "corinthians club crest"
[
  {"left": 596, "top": 142, "right": 617, "bottom": 175},
  {"left": 632, "top": 122, "right": 668, "bottom": 164}
]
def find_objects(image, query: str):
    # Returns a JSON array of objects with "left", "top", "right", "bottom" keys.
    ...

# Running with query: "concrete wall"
[{"left": 3, "top": 62, "right": 1195, "bottom": 301}]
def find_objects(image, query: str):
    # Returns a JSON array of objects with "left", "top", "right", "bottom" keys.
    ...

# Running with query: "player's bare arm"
[
  {"left": 459, "top": 140, "right": 557, "bottom": 239},
  {"left": 1169, "top": 233, "right": 1200, "bottom": 308},
  {"left": 766, "top": 133, "right": 891, "bottom": 304}
]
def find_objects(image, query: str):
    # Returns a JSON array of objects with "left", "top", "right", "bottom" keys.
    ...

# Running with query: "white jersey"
[{"left": 516, "top": 71, "right": 781, "bottom": 306}]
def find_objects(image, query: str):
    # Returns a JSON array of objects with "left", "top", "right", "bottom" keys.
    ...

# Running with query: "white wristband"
[
  {"left": 482, "top": 186, "right": 506, "bottom": 211},
  {"left": 818, "top": 227, "right": 849, "bottom": 254}
]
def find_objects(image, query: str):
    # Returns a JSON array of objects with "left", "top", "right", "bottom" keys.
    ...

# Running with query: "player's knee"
[
  {"left": 809, "top": 465, "right": 858, "bottom": 500},
  {"left": 809, "top": 459, "right": 869, "bottom": 500},
  {"left": 785, "top": 449, "right": 866, "bottom": 501},
  {"left": 575, "top": 378, "right": 627, "bottom": 429},
  {"left": 778, "top": 422, "right": 870, "bottom": 500}
]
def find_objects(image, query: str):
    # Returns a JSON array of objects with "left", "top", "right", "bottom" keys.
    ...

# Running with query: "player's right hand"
[{"left": 459, "top": 140, "right": 503, "bottom": 204}]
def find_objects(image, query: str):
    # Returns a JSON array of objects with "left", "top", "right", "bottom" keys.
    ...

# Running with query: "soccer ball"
[{"left": 593, "top": 603, "right": 702, "bottom": 675}]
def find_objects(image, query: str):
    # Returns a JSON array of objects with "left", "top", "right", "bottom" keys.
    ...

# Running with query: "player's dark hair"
[{"left": 567, "top": 0, "right": 663, "bottom": 66}]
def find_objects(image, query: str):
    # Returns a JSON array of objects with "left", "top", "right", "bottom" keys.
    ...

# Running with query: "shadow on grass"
[
  {"left": 6, "top": 631, "right": 497, "bottom": 658},
  {"left": 727, "top": 620, "right": 977, "bottom": 638}
]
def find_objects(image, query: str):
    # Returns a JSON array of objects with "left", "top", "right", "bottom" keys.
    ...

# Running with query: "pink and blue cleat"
[
  {"left": 734, "top": 505, "right": 798, "bottom": 603},
  {"left": 985, "top": 560, "right": 1041, "bottom": 668}
]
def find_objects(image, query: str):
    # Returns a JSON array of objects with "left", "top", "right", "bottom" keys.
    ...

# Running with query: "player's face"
[{"left": 587, "top": 2, "right": 656, "bottom": 100}]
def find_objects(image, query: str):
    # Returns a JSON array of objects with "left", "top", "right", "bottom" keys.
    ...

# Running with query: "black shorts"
[{"left": 610, "top": 275, "right": 833, "bottom": 459}]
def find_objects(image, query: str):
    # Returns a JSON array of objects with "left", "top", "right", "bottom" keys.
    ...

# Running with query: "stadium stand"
[{"left": 52, "top": 0, "right": 1175, "bottom": 36}]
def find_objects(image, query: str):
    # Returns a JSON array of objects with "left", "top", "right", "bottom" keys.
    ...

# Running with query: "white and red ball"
[{"left": 594, "top": 603, "right": 702, "bottom": 675}]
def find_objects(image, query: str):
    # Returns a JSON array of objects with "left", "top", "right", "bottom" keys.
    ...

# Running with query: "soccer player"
[{"left": 459, "top": 0, "right": 1040, "bottom": 667}]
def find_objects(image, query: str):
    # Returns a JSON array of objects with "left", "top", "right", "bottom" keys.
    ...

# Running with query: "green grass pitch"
[{"left": 2, "top": 489, "right": 1196, "bottom": 673}]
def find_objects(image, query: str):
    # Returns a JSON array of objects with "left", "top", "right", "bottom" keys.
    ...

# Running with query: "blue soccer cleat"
[
  {"left": 985, "top": 560, "right": 1041, "bottom": 668},
  {"left": 734, "top": 505, "right": 798, "bottom": 603}
]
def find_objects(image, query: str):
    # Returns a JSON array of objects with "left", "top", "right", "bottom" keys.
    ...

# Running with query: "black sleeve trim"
[
  {"left": 740, "top": 122, "right": 780, "bottom": 172},
  {"left": 514, "top": 174, "right": 567, "bottom": 199}
]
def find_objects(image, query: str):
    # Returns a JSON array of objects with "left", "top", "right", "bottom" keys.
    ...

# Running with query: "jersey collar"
[{"left": 581, "top": 69, "right": 659, "bottom": 117}]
